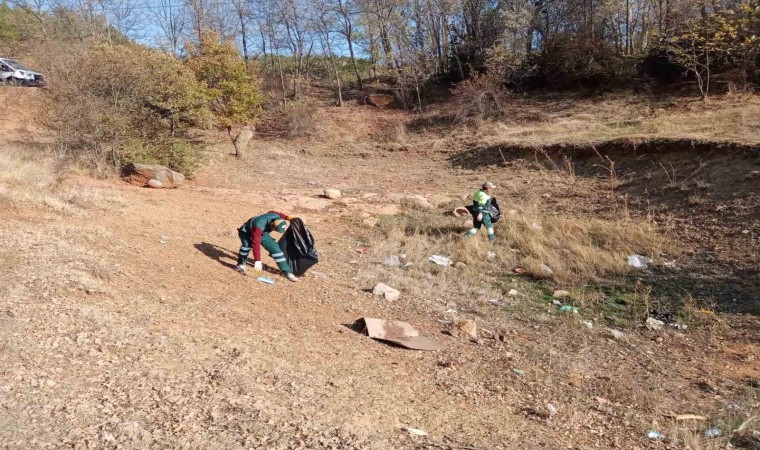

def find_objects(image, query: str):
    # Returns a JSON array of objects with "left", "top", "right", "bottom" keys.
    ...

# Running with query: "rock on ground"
[
  {"left": 451, "top": 319, "right": 478, "bottom": 339},
  {"left": 553, "top": 290, "right": 571, "bottom": 299},
  {"left": 147, "top": 179, "right": 163, "bottom": 189},
  {"left": 372, "top": 283, "right": 400, "bottom": 301},
  {"left": 123, "top": 163, "right": 185, "bottom": 188},
  {"left": 324, "top": 188, "right": 342, "bottom": 199}
]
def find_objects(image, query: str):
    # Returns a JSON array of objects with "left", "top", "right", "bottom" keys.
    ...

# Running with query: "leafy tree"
[
  {"left": 667, "top": 6, "right": 759, "bottom": 101},
  {"left": 186, "top": 30, "right": 264, "bottom": 158},
  {"left": 49, "top": 44, "right": 211, "bottom": 174}
]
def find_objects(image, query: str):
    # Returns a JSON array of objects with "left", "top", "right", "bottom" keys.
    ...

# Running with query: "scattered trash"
[
  {"left": 628, "top": 254, "right": 651, "bottom": 269},
  {"left": 444, "top": 309, "right": 457, "bottom": 314},
  {"left": 704, "top": 428, "right": 721, "bottom": 438},
  {"left": 671, "top": 323, "right": 687, "bottom": 331},
  {"left": 512, "top": 368, "right": 525, "bottom": 375},
  {"left": 401, "top": 262, "right": 414, "bottom": 268},
  {"left": 551, "top": 299, "right": 562, "bottom": 306},
  {"left": 507, "top": 289, "right": 522, "bottom": 297},
  {"left": 489, "top": 299, "right": 504, "bottom": 306},
  {"left": 357, "top": 318, "right": 443, "bottom": 351},
  {"left": 559, "top": 305, "right": 579, "bottom": 314},
  {"left": 311, "top": 271, "right": 327, "bottom": 278},
  {"left": 646, "top": 317, "right": 665, "bottom": 330},
  {"left": 531, "top": 222, "right": 543, "bottom": 231},
  {"left": 582, "top": 320, "right": 594, "bottom": 330},
  {"left": 647, "top": 430, "right": 665, "bottom": 440},
  {"left": 372, "top": 283, "right": 400, "bottom": 301},
  {"left": 256, "top": 276, "right": 275, "bottom": 285},
  {"left": 159, "top": 236, "right": 168, "bottom": 244},
  {"left": 383, "top": 255, "right": 401, "bottom": 266},
  {"left": 428, "top": 255, "right": 453, "bottom": 266},
  {"left": 648, "top": 310, "right": 687, "bottom": 331},
  {"left": 595, "top": 396, "right": 609, "bottom": 405},
  {"left": 403, "top": 427, "right": 428, "bottom": 437},
  {"left": 608, "top": 329, "right": 626, "bottom": 340},
  {"left": 546, "top": 404, "right": 558, "bottom": 417},
  {"left": 540, "top": 264, "right": 554, "bottom": 275},
  {"left": 487, "top": 251, "right": 496, "bottom": 259},
  {"left": 663, "top": 260, "right": 678, "bottom": 269},
  {"left": 514, "top": 267, "right": 527, "bottom": 274}
]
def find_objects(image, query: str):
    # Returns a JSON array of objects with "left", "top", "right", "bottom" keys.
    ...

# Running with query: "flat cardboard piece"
[{"left": 360, "top": 317, "right": 443, "bottom": 351}]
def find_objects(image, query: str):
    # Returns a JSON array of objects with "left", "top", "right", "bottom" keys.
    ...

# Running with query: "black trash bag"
[
  {"left": 277, "top": 218, "right": 319, "bottom": 276},
  {"left": 466, "top": 197, "right": 501, "bottom": 223},
  {"left": 490, "top": 197, "right": 501, "bottom": 223}
]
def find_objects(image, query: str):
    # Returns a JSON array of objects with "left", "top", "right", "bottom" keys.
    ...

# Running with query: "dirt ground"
[{"left": 0, "top": 88, "right": 758, "bottom": 449}]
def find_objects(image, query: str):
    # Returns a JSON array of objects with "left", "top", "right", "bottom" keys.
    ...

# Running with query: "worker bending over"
[{"left": 236, "top": 211, "right": 299, "bottom": 282}]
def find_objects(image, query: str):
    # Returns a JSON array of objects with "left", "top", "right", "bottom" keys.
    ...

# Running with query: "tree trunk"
[{"left": 228, "top": 125, "right": 241, "bottom": 158}]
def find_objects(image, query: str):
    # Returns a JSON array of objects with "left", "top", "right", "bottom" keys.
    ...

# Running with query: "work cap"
[{"left": 483, "top": 181, "right": 496, "bottom": 189}]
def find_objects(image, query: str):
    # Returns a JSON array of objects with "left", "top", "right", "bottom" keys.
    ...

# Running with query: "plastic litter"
[
  {"left": 647, "top": 430, "right": 665, "bottom": 440},
  {"left": 512, "top": 368, "right": 525, "bottom": 375},
  {"left": 428, "top": 255, "right": 453, "bottom": 266},
  {"left": 404, "top": 427, "right": 428, "bottom": 436},
  {"left": 383, "top": 255, "right": 401, "bottom": 266},
  {"left": 559, "top": 305, "right": 579, "bottom": 314},
  {"left": 646, "top": 317, "right": 665, "bottom": 330},
  {"left": 608, "top": 329, "right": 626, "bottom": 340},
  {"left": 487, "top": 251, "right": 496, "bottom": 259},
  {"left": 256, "top": 276, "right": 275, "bottom": 285},
  {"left": 704, "top": 428, "right": 721, "bottom": 438},
  {"left": 547, "top": 404, "right": 558, "bottom": 417},
  {"left": 583, "top": 320, "right": 594, "bottom": 329},
  {"left": 628, "top": 254, "right": 651, "bottom": 269}
]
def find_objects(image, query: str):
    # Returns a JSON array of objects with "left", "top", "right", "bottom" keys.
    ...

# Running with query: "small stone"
[
  {"left": 324, "top": 188, "right": 342, "bottom": 199},
  {"left": 454, "top": 261, "right": 467, "bottom": 269},
  {"left": 507, "top": 289, "right": 522, "bottom": 297},
  {"left": 147, "top": 179, "right": 163, "bottom": 189},
  {"left": 452, "top": 319, "right": 477, "bottom": 339},
  {"left": 372, "top": 283, "right": 400, "bottom": 301},
  {"left": 553, "top": 290, "right": 571, "bottom": 299},
  {"left": 741, "top": 230, "right": 750, "bottom": 234}
]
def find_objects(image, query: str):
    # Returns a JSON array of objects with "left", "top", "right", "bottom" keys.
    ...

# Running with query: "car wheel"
[{"left": 8, "top": 78, "right": 19, "bottom": 87}]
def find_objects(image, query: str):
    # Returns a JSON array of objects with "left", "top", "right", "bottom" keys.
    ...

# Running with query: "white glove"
[
  {"left": 254, "top": 261, "right": 263, "bottom": 273},
  {"left": 476, "top": 212, "right": 483, "bottom": 221}
]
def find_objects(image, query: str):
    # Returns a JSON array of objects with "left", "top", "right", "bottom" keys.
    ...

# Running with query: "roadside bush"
[{"left": 47, "top": 43, "right": 211, "bottom": 175}]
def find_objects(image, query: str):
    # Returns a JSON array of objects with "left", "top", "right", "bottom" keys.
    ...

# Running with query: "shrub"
[
  {"left": 47, "top": 43, "right": 211, "bottom": 175},
  {"left": 282, "top": 101, "right": 320, "bottom": 138},
  {"left": 119, "top": 139, "right": 205, "bottom": 176}
]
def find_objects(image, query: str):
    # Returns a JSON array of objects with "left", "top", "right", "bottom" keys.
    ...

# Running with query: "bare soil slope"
[{"left": 1, "top": 94, "right": 758, "bottom": 449}]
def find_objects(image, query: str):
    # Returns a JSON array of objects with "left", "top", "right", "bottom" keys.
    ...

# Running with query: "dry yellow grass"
[
  {"left": 0, "top": 144, "right": 124, "bottom": 215},
  {"left": 439, "top": 93, "right": 760, "bottom": 148},
  {"left": 363, "top": 202, "right": 667, "bottom": 304}
]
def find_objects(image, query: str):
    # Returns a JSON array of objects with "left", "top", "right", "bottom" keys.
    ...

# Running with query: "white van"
[{"left": 0, "top": 58, "right": 46, "bottom": 86}]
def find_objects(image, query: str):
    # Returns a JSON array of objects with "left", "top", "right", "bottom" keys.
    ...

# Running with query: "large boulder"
[{"left": 123, "top": 163, "right": 185, "bottom": 188}]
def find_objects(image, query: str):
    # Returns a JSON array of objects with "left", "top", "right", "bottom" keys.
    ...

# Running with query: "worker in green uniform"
[
  {"left": 465, "top": 181, "right": 497, "bottom": 241},
  {"left": 236, "top": 211, "right": 299, "bottom": 282}
]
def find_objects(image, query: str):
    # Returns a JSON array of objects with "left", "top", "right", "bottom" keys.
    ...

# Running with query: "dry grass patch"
[
  {"left": 369, "top": 204, "right": 665, "bottom": 285},
  {"left": 0, "top": 144, "right": 124, "bottom": 215}
]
